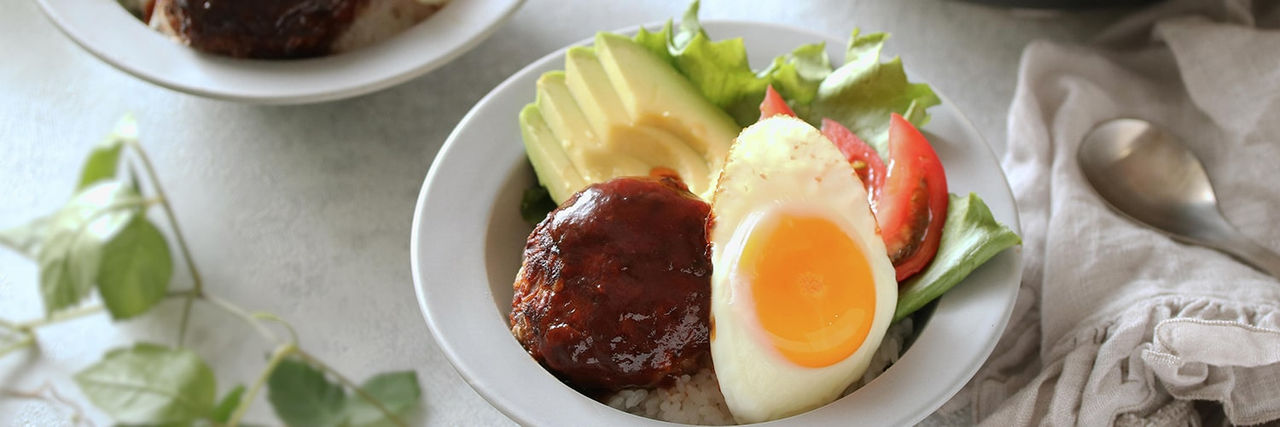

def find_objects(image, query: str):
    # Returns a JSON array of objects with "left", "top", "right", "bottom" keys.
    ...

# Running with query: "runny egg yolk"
[{"left": 738, "top": 213, "right": 876, "bottom": 368}]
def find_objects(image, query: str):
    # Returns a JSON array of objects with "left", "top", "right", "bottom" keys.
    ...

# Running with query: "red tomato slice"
[
  {"left": 757, "top": 88, "right": 946, "bottom": 281},
  {"left": 877, "top": 113, "right": 948, "bottom": 281},
  {"left": 759, "top": 85, "right": 796, "bottom": 120},
  {"left": 821, "top": 118, "right": 885, "bottom": 202}
]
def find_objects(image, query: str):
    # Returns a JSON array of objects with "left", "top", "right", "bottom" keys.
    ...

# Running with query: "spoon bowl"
[{"left": 1078, "top": 118, "right": 1280, "bottom": 278}]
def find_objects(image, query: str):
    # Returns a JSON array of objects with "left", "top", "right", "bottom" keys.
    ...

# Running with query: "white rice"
[
  {"left": 606, "top": 368, "right": 736, "bottom": 425},
  {"left": 331, "top": 0, "right": 447, "bottom": 53},
  {"left": 606, "top": 318, "right": 916, "bottom": 425}
]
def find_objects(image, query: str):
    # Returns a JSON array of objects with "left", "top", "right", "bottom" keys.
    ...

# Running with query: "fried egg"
[{"left": 708, "top": 116, "right": 897, "bottom": 423}]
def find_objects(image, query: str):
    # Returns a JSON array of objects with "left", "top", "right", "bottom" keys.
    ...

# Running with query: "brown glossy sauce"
[
  {"left": 142, "top": 0, "right": 157, "bottom": 22},
  {"left": 648, "top": 166, "right": 682, "bottom": 182},
  {"left": 166, "top": 0, "right": 364, "bottom": 58},
  {"left": 510, "top": 177, "right": 713, "bottom": 393}
]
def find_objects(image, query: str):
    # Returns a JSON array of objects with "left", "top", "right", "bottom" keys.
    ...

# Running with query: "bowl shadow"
[{"left": 484, "top": 158, "right": 537, "bottom": 323}]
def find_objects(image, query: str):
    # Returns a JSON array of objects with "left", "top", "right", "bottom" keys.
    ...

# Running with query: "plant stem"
[
  {"left": 176, "top": 295, "right": 195, "bottom": 346},
  {"left": 1, "top": 383, "right": 89, "bottom": 426},
  {"left": 295, "top": 350, "right": 408, "bottom": 427},
  {"left": 202, "top": 293, "right": 279, "bottom": 344},
  {"left": 16, "top": 305, "right": 104, "bottom": 331},
  {"left": 127, "top": 141, "right": 203, "bottom": 296},
  {"left": 0, "top": 333, "right": 35, "bottom": 358},
  {"left": 228, "top": 343, "right": 296, "bottom": 427},
  {"left": 164, "top": 289, "right": 196, "bottom": 299},
  {"left": 0, "top": 304, "right": 104, "bottom": 359},
  {"left": 250, "top": 312, "right": 299, "bottom": 344},
  {"left": 160, "top": 289, "right": 196, "bottom": 346},
  {"left": 130, "top": 142, "right": 205, "bottom": 348}
]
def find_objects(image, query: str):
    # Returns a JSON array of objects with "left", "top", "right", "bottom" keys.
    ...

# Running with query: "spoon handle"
[{"left": 1218, "top": 232, "right": 1280, "bottom": 280}]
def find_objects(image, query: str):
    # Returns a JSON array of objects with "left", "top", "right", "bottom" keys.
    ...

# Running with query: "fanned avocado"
[{"left": 519, "top": 32, "right": 741, "bottom": 203}]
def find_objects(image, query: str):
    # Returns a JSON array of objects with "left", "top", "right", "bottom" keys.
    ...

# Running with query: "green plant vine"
[{"left": 0, "top": 115, "right": 421, "bottom": 426}]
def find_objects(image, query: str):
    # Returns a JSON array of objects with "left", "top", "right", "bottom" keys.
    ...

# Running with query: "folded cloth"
[{"left": 944, "top": 1, "right": 1280, "bottom": 425}]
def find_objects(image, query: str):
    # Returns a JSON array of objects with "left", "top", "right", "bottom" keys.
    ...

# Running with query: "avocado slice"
[
  {"left": 564, "top": 47, "right": 628, "bottom": 142},
  {"left": 518, "top": 104, "right": 586, "bottom": 203},
  {"left": 519, "top": 32, "right": 741, "bottom": 203},
  {"left": 537, "top": 70, "right": 649, "bottom": 184}
]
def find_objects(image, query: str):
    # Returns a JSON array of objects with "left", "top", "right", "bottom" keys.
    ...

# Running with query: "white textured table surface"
[{"left": 0, "top": 1, "right": 1124, "bottom": 425}]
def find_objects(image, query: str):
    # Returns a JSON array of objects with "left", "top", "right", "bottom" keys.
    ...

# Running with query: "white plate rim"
[
  {"left": 411, "top": 20, "right": 1024, "bottom": 426},
  {"left": 35, "top": 0, "right": 525, "bottom": 104}
]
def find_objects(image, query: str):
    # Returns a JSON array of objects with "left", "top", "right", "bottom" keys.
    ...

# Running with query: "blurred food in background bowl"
[
  {"left": 37, "top": 0, "right": 524, "bottom": 103},
  {"left": 118, "top": 0, "right": 447, "bottom": 59}
]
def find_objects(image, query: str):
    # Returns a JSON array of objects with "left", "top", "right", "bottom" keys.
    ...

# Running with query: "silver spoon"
[{"left": 1078, "top": 118, "right": 1280, "bottom": 279}]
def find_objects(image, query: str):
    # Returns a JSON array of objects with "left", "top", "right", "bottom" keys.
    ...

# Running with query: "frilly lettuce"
[
  {"left": 633, "top": 1, "right": 766, "bottom": 126},
  {"left": 812, "top": 30, "right": 941, "bottom": 158},
  {"left": 633, "top": 1, "right": 940, "bottom": 150},
  {"left": 633, "top": 1, "right": 834, "bottom": 126}
]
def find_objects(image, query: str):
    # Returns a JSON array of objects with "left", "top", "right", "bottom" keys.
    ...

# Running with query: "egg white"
[{"left": 708, "top": 116, "right": 898, "bottom": 423}]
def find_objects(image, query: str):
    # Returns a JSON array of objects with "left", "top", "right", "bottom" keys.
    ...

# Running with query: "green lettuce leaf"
[
  {"left": 519, "top": 185, "right": 556, "bottom": 225},
  {"left": 674, "top": 34, "right": 769, "bottom": 125},
  {"left": 632, "top": 1, "right": 837, "bottom": 127},
  {"left": 810, "top": 29, "right": 941, "bottom": 158},
  {"left": 759, "top": 42, "right": 833, "bottom": 118},
  {"left": 632, "top": 21, "right": 674, "bottom": 64},
  {"left": 633, "top": 9, "right": 935, "bottom": 139},
  {"left": 668, "top": 1, "right": 768, "bottom": 126},
  {"left": 672, "top": 0, "right": 705, "bottom": 50},
  {"left": 896, "top": 193, "right": 1021, "bottom": 321}
]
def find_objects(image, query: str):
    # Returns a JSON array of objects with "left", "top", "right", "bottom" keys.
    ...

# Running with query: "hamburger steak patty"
[{"left": 510, "top": 177, "right": 713, "bottom": 393}]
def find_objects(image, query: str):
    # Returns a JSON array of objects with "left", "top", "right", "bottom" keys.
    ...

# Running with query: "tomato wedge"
[
  {"left": 878, "top": 113, "right": 948, "bottom": 281},
  {"left": 821, "top": 118, "right": 885, "bottom": 203},
  {"left": 754, "top": 90, "right": 947, "bottom": 282},
  {"left": 759, "top": 85, "right": 796, "bottom": 120}
]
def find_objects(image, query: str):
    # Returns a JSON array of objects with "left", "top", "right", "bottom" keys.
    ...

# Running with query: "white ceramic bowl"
[
  {"left": 36, "top": 0, "right": 524, "bottom": 104},
  {"left": 411, "top": 20, "right": 1023, "bottom": 426}
]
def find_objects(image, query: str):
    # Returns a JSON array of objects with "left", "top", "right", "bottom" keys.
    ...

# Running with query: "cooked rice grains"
[{"left": 605, "top": 319, "right": 915, "bottom": 425}]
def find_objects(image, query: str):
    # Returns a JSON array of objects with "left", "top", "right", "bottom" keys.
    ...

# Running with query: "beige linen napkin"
[{"left": 944, "top": 1, "right": 1280, "bottom": 425}]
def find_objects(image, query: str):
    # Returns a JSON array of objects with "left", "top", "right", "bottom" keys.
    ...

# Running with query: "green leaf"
[
  {"left": 843, "top": 30, "right": 889, "bottom": 67},
  {"left": 76, "top": 115, "right": 135, "bottom": 192},
  {"left": 810, "top": 29, "right": 941, "bottom": 158},
  {"left": 629, "top": 0, "right": 769, "bottom": 127},
  {"left": 344, "top": 371, "right": 421, "bottom": 427},
  {"left": 0, "top": 215, "right": 56, "bottom": 258},
  {"left": 74, "top": 343, "right": 217, "bottom": 424},
  {"left": 672, "top": 32, "right": 770, "bottom": 126},
  {"left": 266, "top": 361, "right": 422, "bottom": 427},
  {"left": 632, "top": 21, "right": 674, "bottom": 65},
  {"left": 629, "top": 10, "right": 939, "bottom": 137},
  {"left": 520, "top": 186, "right": 556, "bottom": 225},
  {"left": 0, "top": 328, "right": 21, "bottom": 348},
  {"left": 36, "top": 182, "right": 144, "bottom": 315},
  {"left": 760, "top": 42, "right": 833, "bottom": 118},
  {"left": 97, "top": 216, "right": 172, "bottom": 319},
  {"left": 895, "top": 193, "right": 1021, "bottom": 321},
  {"left": 2, "top": 116, "right": 140, "bottom": 260},
  {"left": 210, "top": 384, "right": 246, "bottom": 424},
  {"left": 762, "top": 43, "right": 832, "bottom": 106},
  {"left": 37, "top": 230, "right": 100, "bottom": 315},
  {"left": 268, "top": 358, "right": 347, "bottom": 427},
  {"left": 672, "top": 0, "right": 704, "bottom": 50}
]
